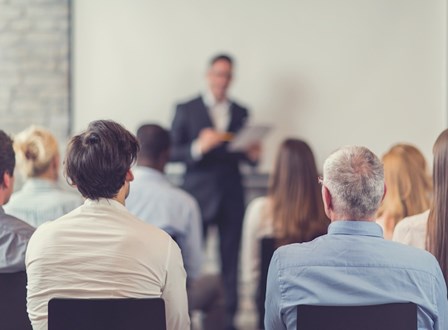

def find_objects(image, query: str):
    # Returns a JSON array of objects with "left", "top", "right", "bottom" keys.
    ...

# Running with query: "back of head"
[
  {"left": 427, "top": 129, "right": 448, "bottom": 285},
  {"left": 64, "top": 120, "right": 139, "bottom": 200},
  {"left": 377, "top": 144, "right": 431, "bottom": 224},
  {"left": 323, "top": 146, "right": 384, "bottom": 220},
  {"left": 136, "top": 124, "right": 170, "bottom": 164},
  {"left": 269, "top": 139, "right": 328, "bottom": 245},
  {"left": 0, "top": 130, "right": 15, "bottom": 188},
  {"left": 14, "top": 126, "right": 59, "bottom": 178}
]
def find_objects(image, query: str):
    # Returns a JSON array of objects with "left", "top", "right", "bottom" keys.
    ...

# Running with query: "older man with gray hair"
[{"left": 264, "top": 146, "right": 448, "bottom": 330}]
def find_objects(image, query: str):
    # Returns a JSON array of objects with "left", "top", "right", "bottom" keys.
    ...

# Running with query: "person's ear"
[
  {"left": 125, "top": 169, "right": 134, "bottom": 182},
  {"left": 381, "top": 184, "right": 387, "bottom": 203},
  {"left": 2, "top": 172, "right": 12, "bottom": 190},
  {"left": 322, "top": 185, "right": 333, "bottom": 217}
]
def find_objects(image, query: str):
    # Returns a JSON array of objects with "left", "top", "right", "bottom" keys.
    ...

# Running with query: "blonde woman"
[
  {"left": 5, "top": 126, "right": 83, "bottom": 227},
  {"left": 375, "top": 144, "right": 432, "bottom": 240},
  {"left": 241, "top": 138, "right": 329, "bottom": 328}
]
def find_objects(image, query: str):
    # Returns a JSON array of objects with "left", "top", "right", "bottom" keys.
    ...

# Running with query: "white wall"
[{"left": 73, "top": 0, "right": 446, "bottom": 171}]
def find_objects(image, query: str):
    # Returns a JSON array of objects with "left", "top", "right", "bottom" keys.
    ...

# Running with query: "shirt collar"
[
  {"left": 0, "top": 206, "right": 4, "bottom": 215},
  {"left": 22, "top": 178, "right": 58, "bottom": 191},
  {"left": 328, "top": 220, "right": 383, "bottom": 238},
  {"left": 132, "top": 166, "right": 169, "bottom": 185},
  {"left": 202, "top": 90, "right": 230, "bottom": 108},
  {"left": 83, "top": 198, "right": 127, "bottom": 212}
]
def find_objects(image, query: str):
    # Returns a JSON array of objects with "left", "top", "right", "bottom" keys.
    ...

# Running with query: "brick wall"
[{"left": 0, "top": 0, "right": 70, "bottom": 142}]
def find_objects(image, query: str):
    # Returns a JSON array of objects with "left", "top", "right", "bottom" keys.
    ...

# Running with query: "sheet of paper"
[{"left": 227, "top": 125, "right": 271, "bottom": 152}]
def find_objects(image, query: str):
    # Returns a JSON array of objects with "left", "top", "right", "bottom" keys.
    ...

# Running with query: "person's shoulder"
[
  {"left": 272, "top": 235, "right": 325, "bottom": 267},
  {"left": 0, "top": 211, "right": 35, "bottom": 236},
  {"left": 127, "top": 214, "right": 175, "bottom": 245},
  {"left": 169, "top": 185, "right": 197, "bottom": 207},
  {"left": 396, "top": 210, "right": 429, "bottom": 232},
  {"left": 249, "top": 196, "right": 268, "bottom": 207},
  {"left": 393, "top": 210, "right": 429, "bottom": 248},
  {"left": 176, "top": 95, "right": 203, "bottom": 108},
  {"left": 246, "top": 196, "right": 268, "bottom": 214},
  {"left": 230, "top": 99, "right": 249, "bottom": 113}
]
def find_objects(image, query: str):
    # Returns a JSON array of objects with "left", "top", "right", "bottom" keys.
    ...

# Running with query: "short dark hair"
[
  {"left": 209, "top": 53, "right": 233, "bottom": 67},
  {"left": 64, "top": 120, "right": 139, "bottom": 200},
  {"left": 136, "top": 124, "right": 170, "bottom": 162},
  {"left": 0, "top": 130, "right": 15, "bottom": 187}
]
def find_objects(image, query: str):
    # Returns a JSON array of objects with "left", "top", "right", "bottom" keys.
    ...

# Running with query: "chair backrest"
[
  {"left": 297, "top": 303, "right": 417, "bottom": 330},
  {"left": 0, "top": 271, "right": 32, "bottom": 330},
  {"left": 257, "top": 237, "right": 276, "bottom": 329},
  {"left": 48, "top": 297, "right": 166, "bottom": 330}
]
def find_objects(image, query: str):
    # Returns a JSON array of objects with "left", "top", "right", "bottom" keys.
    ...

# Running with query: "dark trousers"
[
  {"left": 203, "top": 194, "right": 244, "bottom": 329},
  {"left": 188, "top": 274, "right": 226, "bottom": 330}
]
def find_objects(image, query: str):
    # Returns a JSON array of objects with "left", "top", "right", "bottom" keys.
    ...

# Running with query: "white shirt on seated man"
[{"left": 26, "top": 120, "right": 189, "bottom": 330}]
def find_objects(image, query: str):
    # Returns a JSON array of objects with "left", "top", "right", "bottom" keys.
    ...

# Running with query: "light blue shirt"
[
  {"left": 265, "top": 221, "right": 448, "bottom": 330},
  {"left": 0, "top": 206, "right": 35, "bottom": 273},
  {"left": 126, "top": 166, "right": 203, "bottom": 280},
  {"left": 5, "top": 178, "right": 83, "bottom": 227}
]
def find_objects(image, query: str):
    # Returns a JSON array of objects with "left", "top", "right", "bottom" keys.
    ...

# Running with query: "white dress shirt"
[
  {"left": 26, "top": 198, "right": 190, "bottom": 330},
  {"left": 126, "top": 166, "right": 203, "bottom": 280},
  {"left": 202, "top": 91, "right": 231, "bottom": 133},
  {"left": 190, "top": 92, "right": 232, "bottom": 160},
  {"left": 392, "top": 209, "right": 429, "bottom": 250}
]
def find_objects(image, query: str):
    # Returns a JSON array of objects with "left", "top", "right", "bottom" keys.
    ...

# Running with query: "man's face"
[{"left": 207, "top": 59, "right": 232, "bottom": 102}]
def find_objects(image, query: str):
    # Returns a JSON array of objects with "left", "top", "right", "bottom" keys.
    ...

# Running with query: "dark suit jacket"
[{"left": 170, "top": 95, "right": 249, "bottom": 223}]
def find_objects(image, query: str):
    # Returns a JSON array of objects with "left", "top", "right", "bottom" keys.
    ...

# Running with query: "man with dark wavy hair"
[
  {"left": 0, "top": 129, "right": 34, "bottom": 273},
  {"left": 26, "top": 120, "right": 189, "bottom": 330}
]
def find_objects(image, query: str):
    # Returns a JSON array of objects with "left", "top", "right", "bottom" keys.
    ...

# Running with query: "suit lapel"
[
  {"left": 196, "top": 96, "right": 214, "bottom": 129},
  {"left": 227, "top": 103, "right": 240, "bottom": 133}
]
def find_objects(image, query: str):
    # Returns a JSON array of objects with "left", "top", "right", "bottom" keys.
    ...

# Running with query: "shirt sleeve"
[
  {"left": 433, "top": 262, "right": 448, "bottom": 330},
  {"left": 392, "top": 220, "right": 409, "bottom": 244},
  {"left": 181, "top": 199, "right": 203, "bottom": 281},
  {"left": 1, "top": 220, "right": 34, "bottom": 273},
  {"left": 264, "top": 251, "right": 286, "bottom": 330},
  {"left": 241, "top": 198, "right": 264, "bottom": 293},
  {"left": 170, "top": 104, "right": 197, "bottom": 165},
  {"left": 190, "top": 139, "right": 203, "bottom": 161},
  {"left": 161, "top": 238, "right": 190, "bottom": 330}
]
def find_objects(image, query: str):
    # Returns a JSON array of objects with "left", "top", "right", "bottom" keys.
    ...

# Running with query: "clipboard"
[{"left": 227, "top": 125, "right": 271, "bottom": 152}]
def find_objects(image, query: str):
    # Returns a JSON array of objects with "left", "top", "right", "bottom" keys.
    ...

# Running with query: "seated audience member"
[
  {"left": 265, "top": 146, "right": 448, "bottom": 330},
  {"left": 5, "top": 126, "right": 83, "bottom": 227},
  {"left": 126, "top": 124, "right": 225, "bottom": 330},
  {"left": 394, "top": 129, "right": 448, "bottom": 287},
  {"left": 0, "top": 130, "right": 34, "bottom": 273},
  {"left": 241, "top": 139, "right": 328, "bottom": 326},
  {"left": 26, "top": 120, "right": 189, "bottom": 330},
  {"left": 375, "top": 144, "right": 431, "bottom": 239}
]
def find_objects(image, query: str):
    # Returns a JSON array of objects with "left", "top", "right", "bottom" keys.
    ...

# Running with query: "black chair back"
[
  {"left": 257, "top": 237, "right": 276, "bottom": 329},
  {"left": 48, "top": 297, "right": 166, "bottom": 330},
  {"left": 0, "top": 271, "right": 32, "bottom": 330},
  {"left": 297, "top": 302, "right": 417, "bottom": 330}
]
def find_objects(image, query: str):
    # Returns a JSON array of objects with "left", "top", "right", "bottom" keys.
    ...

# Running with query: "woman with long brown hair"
[
  {"left": 376, "top": 144, "right": 432, "bottom": 239},
  {"left": 393, "top": 130, "right": 448, "bottom": 286},
  {"left": 241, "top": 138, "right": 329, "bottom": 327},
  {"left": 427, "top": 130, "right": 448, "bottom": 287}
]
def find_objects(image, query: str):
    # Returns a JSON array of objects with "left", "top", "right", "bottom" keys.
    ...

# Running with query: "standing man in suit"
[{"left": 171, "top": 54, "right": 259, "bottom": 330}]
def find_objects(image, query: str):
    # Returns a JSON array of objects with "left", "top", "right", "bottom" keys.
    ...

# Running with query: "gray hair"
[{"left": 323, "top": 146, "right": 384, "bottom": 220}]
